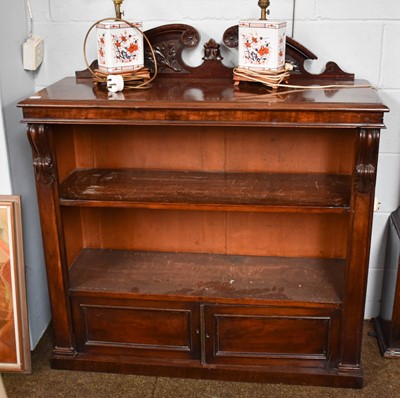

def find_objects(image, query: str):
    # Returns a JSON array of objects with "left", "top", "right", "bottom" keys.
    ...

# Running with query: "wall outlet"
[{"left": 23, "top": 35, "right": 44, "bottom": 71}]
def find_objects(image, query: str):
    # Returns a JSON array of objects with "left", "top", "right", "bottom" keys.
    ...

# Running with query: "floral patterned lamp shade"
[
  {"left": 96, "top": 20, "right": 144, "bottom": 73},
  {"left": 238, "top": 20, "right": 286, "bottom": 71}
]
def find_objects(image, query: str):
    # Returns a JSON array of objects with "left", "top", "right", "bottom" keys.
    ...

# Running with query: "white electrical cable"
[
  {"left": 291, "top": 0, "right": 296, "bottom": 38},
  {"left": 233, "top": 64, "right": 372, "bottom": 91},
  {"left": 27, "top": 0, "right": 33, "bottom": 37}
]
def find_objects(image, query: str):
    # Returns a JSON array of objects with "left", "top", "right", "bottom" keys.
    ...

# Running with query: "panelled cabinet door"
[
  {"left": 70, "top": 297, "right": 201, "bottom": 360},
  {"left": 203, "top": 304, "right": 341, "bottom": 367}
]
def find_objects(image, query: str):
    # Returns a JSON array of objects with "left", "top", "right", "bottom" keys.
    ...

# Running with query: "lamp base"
[
  {"left": 233, "top": 66, "right": 290, "bottom": 89},
  {"left": 238, "top": 20, "right": 286, "bottom": 71},
  {"left": 92, "top": 67, "right": 151, "bottom": 88}
]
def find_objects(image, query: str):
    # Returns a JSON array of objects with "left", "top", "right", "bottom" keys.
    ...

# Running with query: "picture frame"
[{"left": 0, "top": 195, "right": 31, "bottom": 373}]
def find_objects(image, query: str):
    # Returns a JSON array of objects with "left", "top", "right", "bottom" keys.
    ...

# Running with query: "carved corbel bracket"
[
  {"left": 355, "top": 129, "right": 380, "bottom": 194},
  {"left": 27, "top": 124, "right": 56, "bottom": 185}
]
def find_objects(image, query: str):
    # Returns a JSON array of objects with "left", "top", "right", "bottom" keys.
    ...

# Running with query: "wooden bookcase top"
[{"left": 18, "top": 25, "right": 387, "bottom": 126}]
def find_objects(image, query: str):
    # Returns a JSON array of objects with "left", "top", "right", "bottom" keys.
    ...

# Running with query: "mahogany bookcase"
[{"left": 18, "top": 25, "right": 388, "bottom": 388}]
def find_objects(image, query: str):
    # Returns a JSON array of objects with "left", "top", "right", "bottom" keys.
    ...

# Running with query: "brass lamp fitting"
[
  {"left": 258, "top": 0, "right": 270, "bottom": 20},
  {"left": 113, "top": 0, "right": 124, "bottom": 19}
]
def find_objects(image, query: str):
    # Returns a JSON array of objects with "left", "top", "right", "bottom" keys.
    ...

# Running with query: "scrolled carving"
[
  {"left": 143, "top": 24, "right": 201, "bottom": 76},
  {"left": 355, "top": 129, "right": 380, "bottom": 194},
  {"left": 181, "top": 28, "right": 200, "bottom": 48},
  {"left": 27, "top": 124, "right": 55, "bottom": 185},
  {"left": 223, "top": 25, "right": 239, "bottom": 48},
  {"left": 151, "top": 41, "right": 182, "bottom": 73},
  {"left": 145, "top": 27, "right": 200, "bottom": 73},
  {"left": 285, "top": 54, "right": 301, "bottom": 74},
  {"left": 356, "top": 164, "right": 376, "bottom": 193}
]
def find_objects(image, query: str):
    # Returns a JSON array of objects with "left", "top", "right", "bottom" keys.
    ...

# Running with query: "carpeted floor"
[{"left": 2, "top": 321, "right": 400, "bottom": 397}]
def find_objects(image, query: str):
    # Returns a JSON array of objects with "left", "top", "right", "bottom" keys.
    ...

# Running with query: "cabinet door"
[
  {"left": 203, "top": 304, "right": 341, "bottom": 367},
  {"left": 71, "top": 297, "right": 200, "bottom": 360}
]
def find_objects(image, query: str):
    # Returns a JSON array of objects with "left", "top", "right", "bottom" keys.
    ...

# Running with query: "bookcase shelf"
[
  {"left": 59, "top": 168, "right": 351, "bottom": 212},
  {"left": 69, "top": 248, "right": 345, "bottom": 305}
]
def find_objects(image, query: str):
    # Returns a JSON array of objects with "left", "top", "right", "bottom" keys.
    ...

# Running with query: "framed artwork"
[{"left": 0, "top": 195, "right": 31, "bottom": 373}]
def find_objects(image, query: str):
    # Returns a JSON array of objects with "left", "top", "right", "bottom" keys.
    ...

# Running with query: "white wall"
[
  {"left": 1, "top": 0, "right": 398, "bottom": 336},
  {"left": 0, "top": 99, "right": 12, "bottom": 195},
  {"left": 0, "top": 1, "right": 51, "bottom": 349}
]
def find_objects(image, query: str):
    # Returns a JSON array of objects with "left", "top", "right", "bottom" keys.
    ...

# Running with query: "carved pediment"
[{"left": 77, "top": 23, "right": 354, "bottom": 81}]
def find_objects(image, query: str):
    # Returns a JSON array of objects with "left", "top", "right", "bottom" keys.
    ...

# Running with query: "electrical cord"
[{"left": 233, "top": 64, "right": 372, "bottom": 90}]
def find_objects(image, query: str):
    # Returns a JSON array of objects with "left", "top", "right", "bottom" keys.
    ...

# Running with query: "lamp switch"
[{"left": 23, "top": 35, "right": 44, "bottom": 71}]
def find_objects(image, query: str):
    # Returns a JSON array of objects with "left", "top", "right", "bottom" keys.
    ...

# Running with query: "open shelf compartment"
[{"left": 68, "top": 249, "right": 345, "bottom": 306}]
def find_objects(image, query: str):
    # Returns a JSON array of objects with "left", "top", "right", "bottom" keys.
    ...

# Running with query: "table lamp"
[
  {"left": 96, "top": 0, "right": 144, "bottom": 73},
  {"left": 238, "top": 0, "right": 287, "bottom": 71}
]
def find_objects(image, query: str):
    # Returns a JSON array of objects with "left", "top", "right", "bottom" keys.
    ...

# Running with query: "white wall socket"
[{"left": 23, "top": 35, "right": 44, "bottom": 71}]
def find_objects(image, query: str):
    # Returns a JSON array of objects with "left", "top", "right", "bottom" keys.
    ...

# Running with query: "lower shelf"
[{"left": 68, "top": 249, "right": 345, "bottom": 305}]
